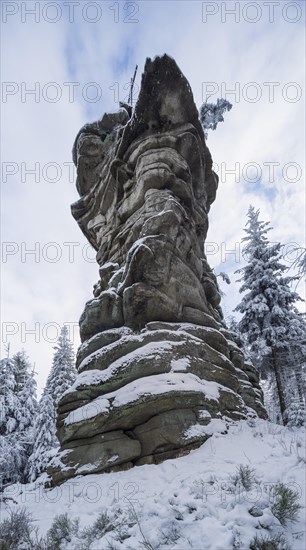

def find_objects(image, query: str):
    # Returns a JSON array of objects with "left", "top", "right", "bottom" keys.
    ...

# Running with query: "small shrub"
[
  {"left": 250, "top": 532, "right": 291, "bottom": 550},
  {"left": 113, "top": 523, "right": 130, "bottom": 543},
  {"left": 229, "top": 464, "right": 258, "bottom": 491},
  {"left": 47, "top": 512, "right": 79, "bottom": 549},
  {"left": 284, "top": 401, "right": 305, "bottom": 427},
  {"left": 0, "top": 507, "right": 48, "bottom": 549},
  {"left": 80, "top": 507, "right": 138, "bottom": 548},
  {"left": 81, "top": 510, "right": 113, "bottom": 544},
  {"left": 92, "top": 511, "right": 112, "bottom": 534},
  {"left": 128, "top": 503, "right": 154, "bottom": 550},
  {"left": 105, "top": 540, "right": 120, "bottom": 550},
  {"left": 269, "top": 483, "right": 302, "bottom": 526},
  {"left": 233, "top": 526, "right": 243, "bottom": 549},
  {"left": 0, "top": 507, "right": 32, "bottom": 550},
  {"left": 161, "top": 522, "right": 181, "bottom": 545}
]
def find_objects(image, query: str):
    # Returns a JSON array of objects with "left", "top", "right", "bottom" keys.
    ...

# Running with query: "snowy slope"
[{"left": 1, "top": 419, "right": 305, "bottom": 549}]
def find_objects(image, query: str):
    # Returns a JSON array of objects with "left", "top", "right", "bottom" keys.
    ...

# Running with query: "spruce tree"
[
  {"left": 27, "top": 392, "right": 57, "bottom": 482},
  {"left": 0, "top": 349, "right": 37, "bottom": 485},
  {"left": 235, "top": 206, "right": 306, "bottom": 424},
  {"left": 46, "top": 325, "right": 76, "bottom": 408},
  {"left": 0, "top": 352, "right": 18, "bottom": 436},
  {"left": 28, "top": 325, "right": 77, "bottom": 481},
  {"left": 12, "top": 351, "right": 37, "bottom": 433}
]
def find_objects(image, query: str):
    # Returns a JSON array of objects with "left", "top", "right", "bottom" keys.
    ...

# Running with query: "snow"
[
  {"left": 1, "top": 419, "right": 305, "bottom": 549},
  {"left": 77, "top": 462, "right": 102, "bottom": 474},
  {"left": 171, "top": 357, "right": 190, "bottom": 371},
  {"left": 75, "top": 326, "right": 132, "bottom": 367},
  {"left": 75, "top": 325, "right": 229, "bottom": 382},
  {"left": 64, "top": 369, "right": 111, "bottom": 390},
  {"left": 184, "top": 418, "right": 228, "bottom": 441},
  {"left": 77, "top": 334, "right": 172, "bottom": 373},
  {"left": 111, "top": 372, "right": 221, "bottom": 407},
  {"left": 65, "top": 328, "right": 233, "bottom": 405},
  {"left": 64, "top": 372, "right": 221, "bottom": 426},
  {"left": 184, "top": 423, "right": 210, "bottom": 439},
  {"left": 107, "top": 455, "right": 119, "bottom": 464},
  {"left": 74, "top": 339, "right": 177, "bottom": 387},
  {"left": 65, "top": 396, "right": 110, "bottom": 424},
  {"left": 198, "top": 409, "right": 212, "bottom": 421}
]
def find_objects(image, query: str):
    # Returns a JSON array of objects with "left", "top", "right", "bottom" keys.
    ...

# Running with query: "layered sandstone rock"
[{"left": 48, "top": 55, "right": 266, "bottom": 486}]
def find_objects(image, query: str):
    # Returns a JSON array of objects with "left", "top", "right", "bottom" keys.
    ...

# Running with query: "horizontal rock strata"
[{"left": 49, "top": 322, "right": 266, "bottom": 485}]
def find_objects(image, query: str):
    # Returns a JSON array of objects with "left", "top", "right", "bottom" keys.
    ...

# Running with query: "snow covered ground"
[{"left": 1, "top": 418, "right": 305, "bottom": 549}]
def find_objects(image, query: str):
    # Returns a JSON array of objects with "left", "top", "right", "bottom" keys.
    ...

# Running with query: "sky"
[{"left": 1, "top": 0, "right": 305, "bottom": 396}]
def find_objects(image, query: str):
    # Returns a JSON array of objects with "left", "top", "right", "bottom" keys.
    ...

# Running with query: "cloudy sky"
[{"left": 1, "top": 0, "right": 305, "bottom": 395}]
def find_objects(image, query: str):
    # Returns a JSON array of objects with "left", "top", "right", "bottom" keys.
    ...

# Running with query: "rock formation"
[{"left": 48, "top": 55, "right": 266, "bottom": 486}]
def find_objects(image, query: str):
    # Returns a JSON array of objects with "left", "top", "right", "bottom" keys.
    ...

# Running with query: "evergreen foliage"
[
  {"left": 235, "top": 206, "right": 306, "bottom": 425},
  {"left": 0, "top": 349, "right": 37, "bottom": 485},
  {"left": 0, "top": 326, "right": 76, "bottom": 484},
  {"left": 27, "top": 391, "right": 58, "bottom": 482},
  {"left": 199, "top": 98, "right": 232, "bottom": 139},
  {"left": 45, "top": 325, "right": 76, "bottom": 408},
  {"left": 28, "top": 325, "right": 76, "bottom": 481}
]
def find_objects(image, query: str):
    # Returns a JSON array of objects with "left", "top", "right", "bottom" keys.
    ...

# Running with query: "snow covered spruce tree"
[
  {"left": 0, "top": 348, "right": 19, "bottom": 487},
  {"left": 0, "top": 349, "right": 37, "bottom": 485},
  {"left": 13, "top": 351, "right": 38, "bottom": 482},
  {"left": 45, "top": 325, "right": 76, "bottom": 407},
  {"left": 0, "top": 346, "right": 17, "bottom": 436},
  {"left": 12, "top": 351, "right": 37, "bottom": 432},
  {"left": 28, "top": 325, "right": 77, "bottom": 481},
  {"left": 235, "top": 206, "right": 306, "bottom": 425},
  {"left": 28, "top": 391, "right": 58, "bottom": 482}
]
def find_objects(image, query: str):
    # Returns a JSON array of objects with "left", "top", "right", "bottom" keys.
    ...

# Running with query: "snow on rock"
[
  {"left": 64, "top": 373, "right": 221, "bottom": 427},
  {"left": 171, "top": 357, "right": 191, "bottom": 371},
  {"left": 112, "top": 372, "right": 221, "bottom": 407},
  {"left": 184, "top": 418, "right": 227, "bottom": 440}
]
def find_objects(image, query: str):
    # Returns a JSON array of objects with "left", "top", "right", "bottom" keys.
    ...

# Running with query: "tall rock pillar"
[{"left": 49, "top": 55, "right": 266, "bottom": 485}]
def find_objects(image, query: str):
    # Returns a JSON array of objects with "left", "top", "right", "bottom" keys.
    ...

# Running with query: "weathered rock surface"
[{"left": 48, "top": 55, "right": 266, "bottom": 485}]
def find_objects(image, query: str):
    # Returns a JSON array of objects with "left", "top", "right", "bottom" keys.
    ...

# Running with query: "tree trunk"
[
  {"left": 284, "top": 344, "right": 305, "bottom": 409},
  {"left": 293, "top": 362, "right": 305, "bottom": 408},
  {"left": 271, "top": 347, "right": 287, "bottom": 424}
]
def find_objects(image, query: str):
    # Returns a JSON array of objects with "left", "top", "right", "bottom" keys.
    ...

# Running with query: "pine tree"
[
  {"left": 28, "top": 326, "right": 77, "bottom": 481},
  {"left": 235, "top": 206, "right": 306, "bottom": 425}
]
